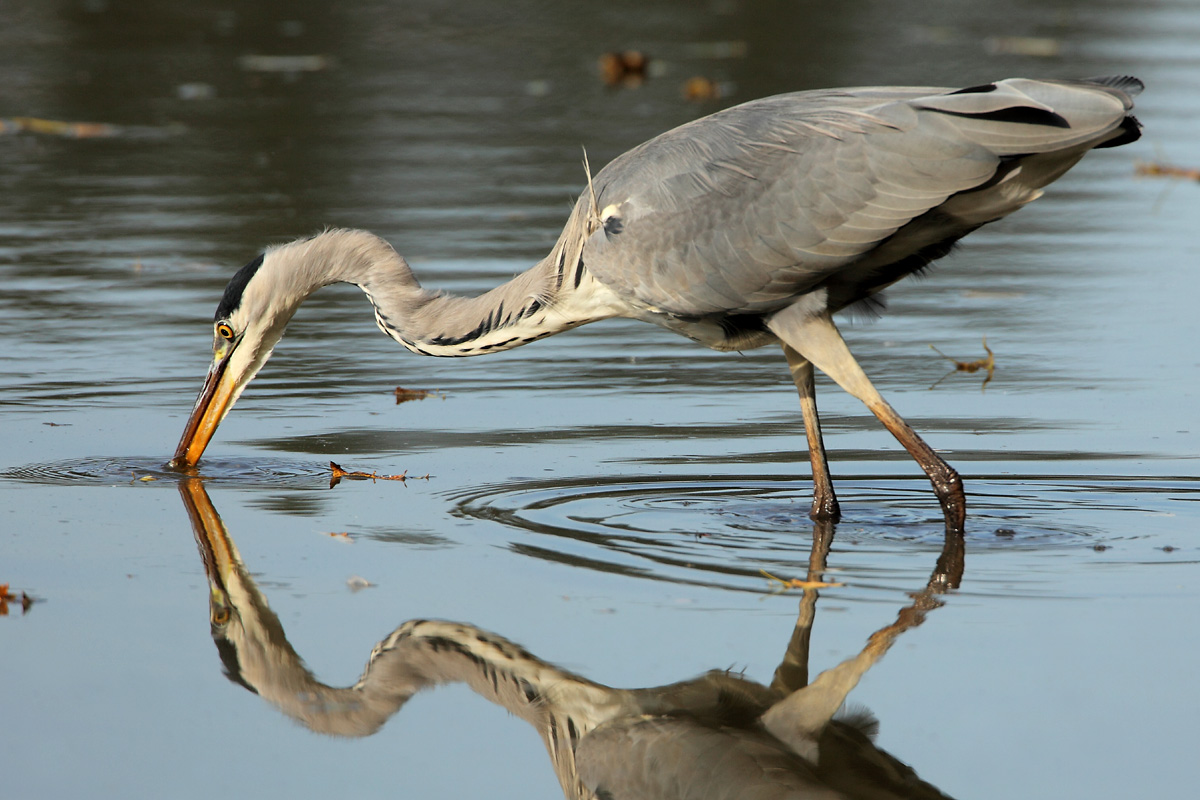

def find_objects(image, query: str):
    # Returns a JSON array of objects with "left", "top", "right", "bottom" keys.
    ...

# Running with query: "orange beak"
[{"left": 170, "top": 345, "right": 239, "bottom": 469}]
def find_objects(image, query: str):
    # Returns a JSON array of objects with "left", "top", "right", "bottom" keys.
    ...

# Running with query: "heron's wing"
[
  {"left": 575, "top": 716, "right": 847, "bottom": 800},
  {"left": 583, "top": 78, "right": 1139, "bottom": 316}
]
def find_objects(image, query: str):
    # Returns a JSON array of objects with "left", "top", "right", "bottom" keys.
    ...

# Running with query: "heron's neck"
[{"left": 277, "top": 222, "right": 621, "bottom": 358}]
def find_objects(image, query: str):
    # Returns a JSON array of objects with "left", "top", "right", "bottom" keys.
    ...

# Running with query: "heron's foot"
[
  {"left": 808, "top": 492, "right": 841, "bottom": 523},
  {"left": 930, "top": 468, "right": 966, "bottom": 535}
]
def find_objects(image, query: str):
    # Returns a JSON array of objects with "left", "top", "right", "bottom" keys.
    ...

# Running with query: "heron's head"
[{"left": 170, "top": 248, "right": 305, "bottom": 469}]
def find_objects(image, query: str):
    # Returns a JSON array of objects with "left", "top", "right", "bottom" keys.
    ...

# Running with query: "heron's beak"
[{"left": 170, "top": 342, "right": 240, "bottom": 469}]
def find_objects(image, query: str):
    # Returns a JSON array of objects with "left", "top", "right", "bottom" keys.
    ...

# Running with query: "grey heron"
[
  {"left": 182, "top": 478, "right": 959, "bottom": 799},
  {"left": 171, "top": 76, "right": 1143, "bottom": 532}
]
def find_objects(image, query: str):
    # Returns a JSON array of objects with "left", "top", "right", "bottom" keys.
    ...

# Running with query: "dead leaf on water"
[
  {"left": 1, "top": 583, "right": 37, "bottom": 616},
  {"left": 1135, "top": 161, "right": 1200, "bottom": 182},
  {"left": 683, "top": 76, "right": 722, "bottom": 102},
  {"left": 984, "top": 35, "right": 1062, "bottom": 57},
  {"left": 599, "top": 50, "right": 649, "bottom": 88},
  {"left": 238, "top": 54, "right": 333, "bottom": 73},
  {"left": 328, "top": 461, "right": 430, "bottom": 488},
  {"left": 929, "top": 337, "right": 995, "bottom": 391},
  {"left": 0, "top": 116, "right": 120, "bottom": 138},
  {"left": 394, "top": 386, "right": 443, "bottom": 404}
]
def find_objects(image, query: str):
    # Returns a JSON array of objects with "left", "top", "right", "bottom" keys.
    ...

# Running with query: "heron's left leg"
[
  {"left": 768, "top": 307, "right": 966, "bottom": 533},
  {"left": 782, "top": 344, "right": 840, "bottom": 522}
]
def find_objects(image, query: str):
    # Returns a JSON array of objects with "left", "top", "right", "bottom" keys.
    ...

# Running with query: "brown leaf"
[
  {"left": 929, "top": 337, "right": 995, "bottom": 390},
  {"left": 394, "top": 387, "right": 442, "bottom": 404},
  {"left": 1136, "top": 161, "right": 1200, "bottom": 182},
  {"left": 328, "top": 461, "right": 430, "bottom": 488}
]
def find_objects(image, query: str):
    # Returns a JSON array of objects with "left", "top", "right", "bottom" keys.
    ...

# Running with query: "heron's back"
[{"left": 580, "top": 77, "right": 1141, "bottom": 332}]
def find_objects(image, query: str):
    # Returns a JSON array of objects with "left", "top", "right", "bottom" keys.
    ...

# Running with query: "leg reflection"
[{"left": 180, "top": 479, "right": 959, "bottom": 800}]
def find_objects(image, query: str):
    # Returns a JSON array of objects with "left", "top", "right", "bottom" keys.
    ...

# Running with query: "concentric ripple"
[
  {"left": 1, "top": 456, "right": 334, "bottom": 489},
  {"left": 448, "top": 473, "right": 1181, "bottom": 596}
]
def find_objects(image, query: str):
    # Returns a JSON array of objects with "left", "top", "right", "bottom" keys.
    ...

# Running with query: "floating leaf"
[
  {"left": 1136, "top": 161, "right": 1200, "bottom": 182},
  {"left": 598, "top": 50, "right": 649, "bottom": 88},
  {"left": 394, "top": 386, "right": 442, "bottom": 404},
  {"left": 929, "top": 337, "right": 995, "bottom": 390},
  {"left": 328, "top": 461, "right": 430, "bottom": 488}
]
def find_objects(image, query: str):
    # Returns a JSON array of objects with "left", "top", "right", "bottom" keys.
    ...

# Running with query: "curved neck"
[{"left": 268, "top": 210, "right": 617, "bottom": 358}]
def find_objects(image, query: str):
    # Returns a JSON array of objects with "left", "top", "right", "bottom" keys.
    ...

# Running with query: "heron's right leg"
[
  {"left": 782, "top": 345, "right": 840, "bottom": 522},
  {"left": 769, "top": 307, "right": 966, "bottom": 533}
]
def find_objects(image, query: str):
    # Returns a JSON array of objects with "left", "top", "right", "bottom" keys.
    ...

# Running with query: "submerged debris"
[
  {"left": 929, "top": 337, "right": 995, "bottom": 390},
  {"left": 328, "top": 461, "right": 430, "bottom": 488}
]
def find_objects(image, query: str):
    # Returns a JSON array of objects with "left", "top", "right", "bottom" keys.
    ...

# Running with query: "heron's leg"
[
  {"left": 782, "top": 345, "right": 840, "bottom": 522},
  {"left": 769, "top": 308, "right": 966, "bottom": 533}
]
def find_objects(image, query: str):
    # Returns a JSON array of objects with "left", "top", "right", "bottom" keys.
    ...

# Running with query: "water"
[{"left": 2, "top": 1, "right": 1198, "bottom": 798}]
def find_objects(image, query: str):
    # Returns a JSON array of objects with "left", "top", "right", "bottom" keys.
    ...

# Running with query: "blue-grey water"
[{"left": 2, "top": 1, "right": 1198, "bottom": 798}]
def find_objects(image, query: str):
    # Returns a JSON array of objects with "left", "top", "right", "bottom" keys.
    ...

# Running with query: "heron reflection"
[{"left": 181, "top": 479, "right": 961, "bottom": 799}]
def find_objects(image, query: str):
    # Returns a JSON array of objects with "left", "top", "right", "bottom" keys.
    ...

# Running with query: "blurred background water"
[{"left": 2, "top": 1, "right": 1198, "bottom": 798}]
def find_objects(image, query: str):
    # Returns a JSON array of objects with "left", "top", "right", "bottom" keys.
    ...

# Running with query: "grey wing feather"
[
  {"left": 576, "top": 716, "right": 847, "bottom": 800},
  {"left": 582, "top": 78, "right": 1139, "bottom": 317}
]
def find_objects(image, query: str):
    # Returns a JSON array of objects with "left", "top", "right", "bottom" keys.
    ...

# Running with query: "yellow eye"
[{"left": 216, "top": 322, "right": 235, "bottom": 340}]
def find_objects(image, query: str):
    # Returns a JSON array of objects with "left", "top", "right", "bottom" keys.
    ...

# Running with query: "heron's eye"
[{"left": 216, "top": 322, "right": 235, "bottom": 340}]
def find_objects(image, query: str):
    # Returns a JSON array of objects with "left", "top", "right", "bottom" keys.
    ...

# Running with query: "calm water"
[{"left": 2, "top": 1, "right": 1198, "bottom": 798}]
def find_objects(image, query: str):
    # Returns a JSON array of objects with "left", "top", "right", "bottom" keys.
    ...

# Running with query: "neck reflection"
[{"left": 180, "top": 479, "right": 960, "bottom": 800}]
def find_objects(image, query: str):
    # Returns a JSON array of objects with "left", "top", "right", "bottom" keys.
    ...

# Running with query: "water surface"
[{"left": 2, "top": 1, "right": 1198, "bottom": 798}]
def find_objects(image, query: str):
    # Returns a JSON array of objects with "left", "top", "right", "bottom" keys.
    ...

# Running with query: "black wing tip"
[
  {"left": 948, "top": 82, "right": 998, "bottom": 96},
  {"left": 929, "top": 105, "right": 1071, "bottom": 129},
  {"left": 1093, "top": 114, "right": 1143, "bottom": 149},
  {"left": 1083, "top": 75, "right": 1145, "bottom": 97}
]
